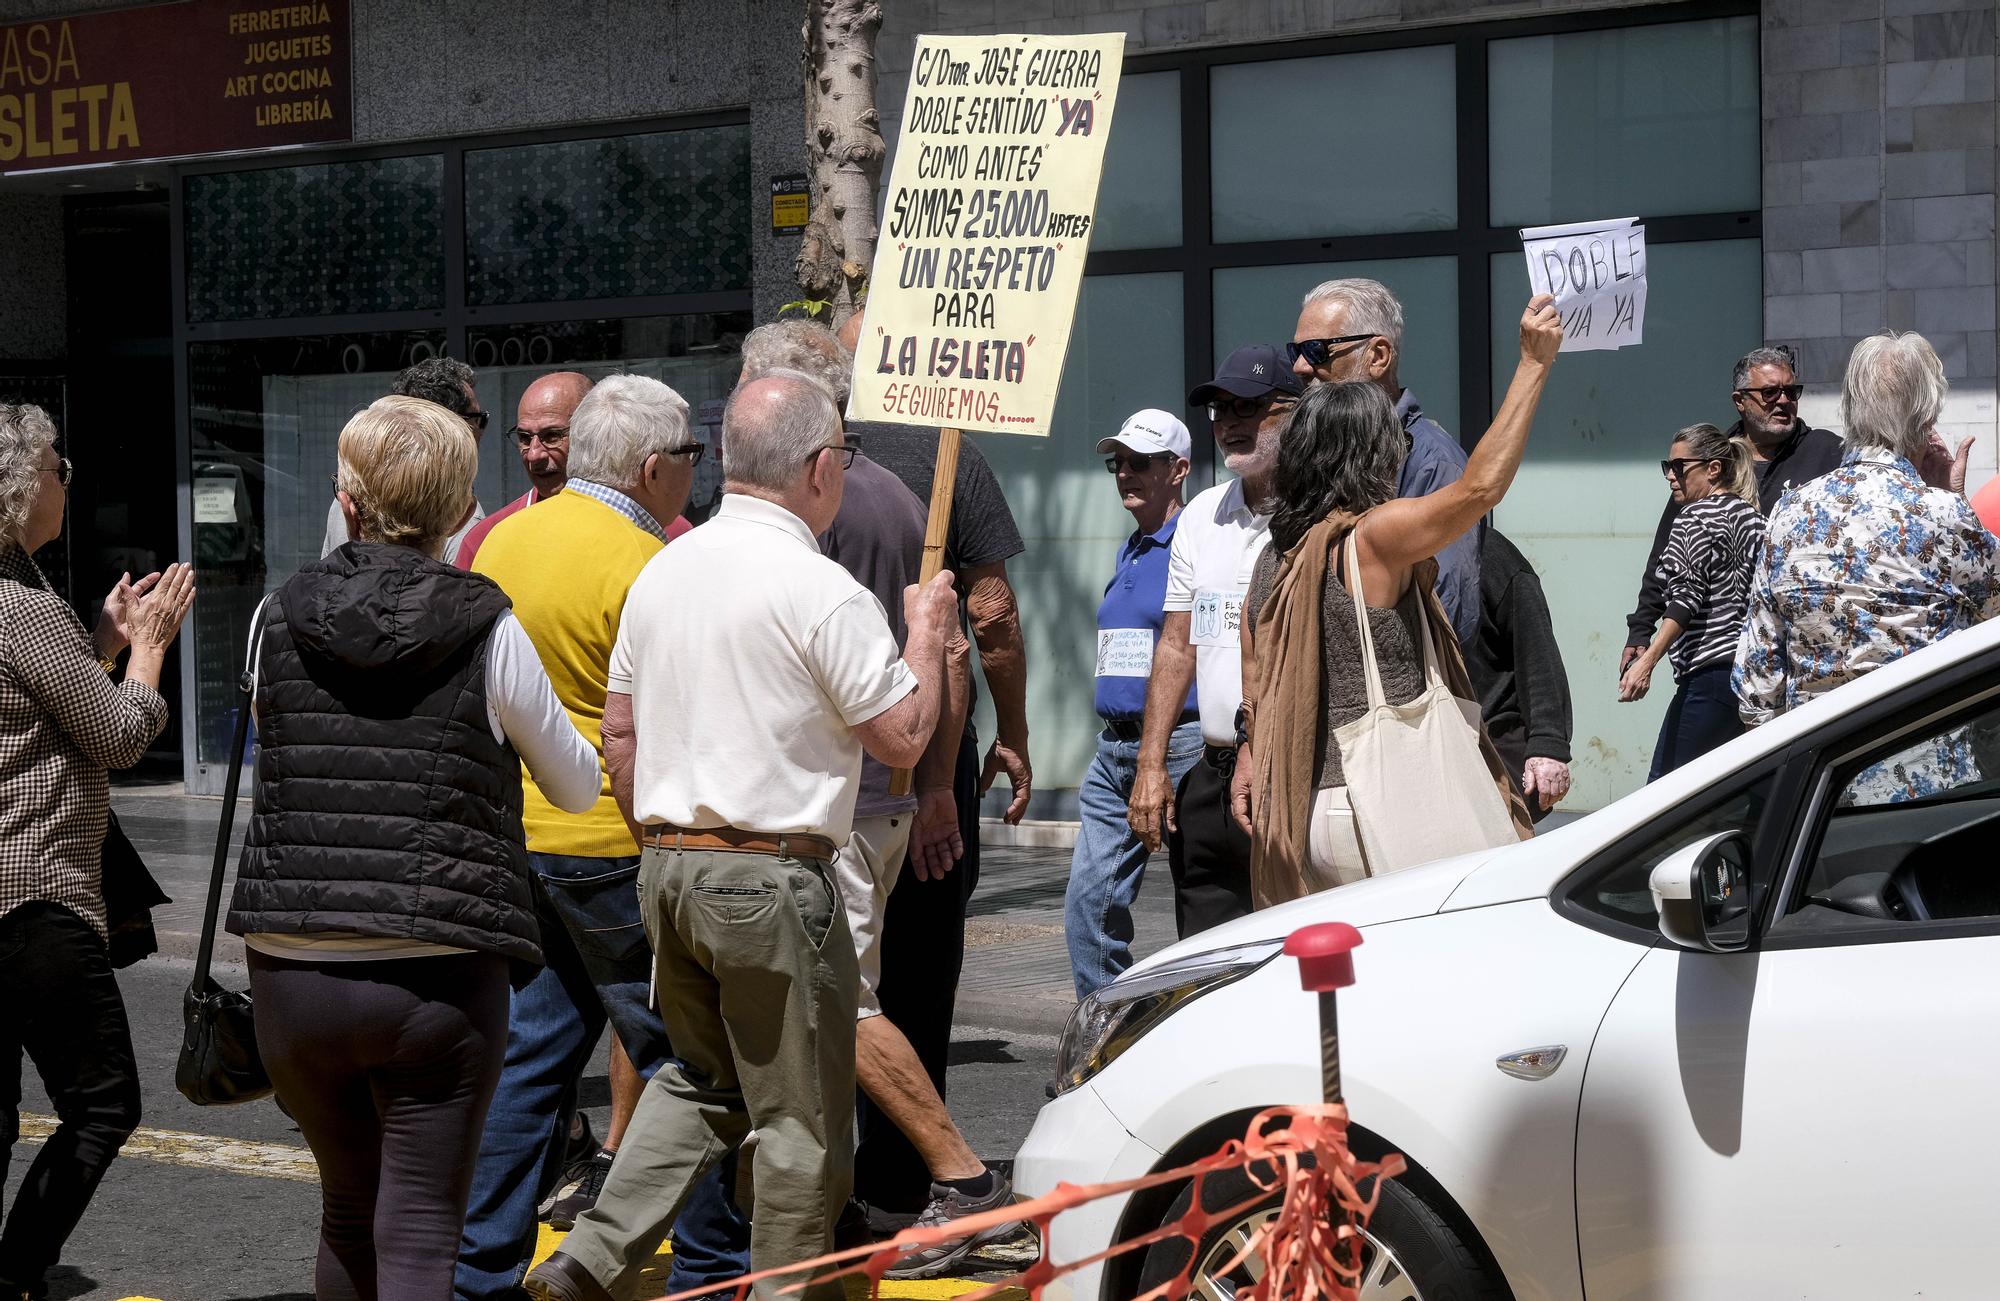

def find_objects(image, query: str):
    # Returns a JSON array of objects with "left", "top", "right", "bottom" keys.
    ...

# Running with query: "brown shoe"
[{"left": 523, "top": 1250, "right": 615, "bottom": 1301}]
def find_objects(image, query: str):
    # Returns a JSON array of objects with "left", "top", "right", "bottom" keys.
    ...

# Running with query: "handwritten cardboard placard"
[
  {"left": 848, "top": 33, "right": 1125, "bottom": 436},
  {"left": 1521, "top": 217, "right": 1647, "bottom": 353}
]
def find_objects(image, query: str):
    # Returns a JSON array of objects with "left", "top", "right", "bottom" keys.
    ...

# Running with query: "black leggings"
[{"left": 248, "top": 950, "right": 509, "bottom": 1301}]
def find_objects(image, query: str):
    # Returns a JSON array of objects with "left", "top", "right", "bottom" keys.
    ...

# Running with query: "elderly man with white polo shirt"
[
  {"left": 525, "top": 369, "right": 959, "bottom": 1301},
  {"left": 1064, "top": 409, "right": 1203, "bottom": 999}
]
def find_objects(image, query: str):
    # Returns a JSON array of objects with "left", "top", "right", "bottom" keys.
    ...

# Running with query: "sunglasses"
[
  {"left": 1206, "top": 396, "right": 1300, "bottom": 422},
  {"left": 41, "top": 456, "right": 71, "bottom": 488},
  {"left": 511, "top": 425, "right": 569, "bottom": 449},
  {"left": 1105, "top": 452, "right": 1174, "bottom": 474},
  {"left": 1660, "top": 457, "right": 1719, "bottom": 479},
  {"left": 465, "top": 410, "right": 490, "bottom": 432},
  {"left": 1285, "top": 334, "right": 1377, "bottom": 368},
  {"left": 1735, "top": 384, "right": 1803, "bottom": 405}
]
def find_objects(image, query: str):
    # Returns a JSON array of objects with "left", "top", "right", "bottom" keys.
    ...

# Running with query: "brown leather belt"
[{"left": 642, "top": 824, "right": 838, "bottom": 862}]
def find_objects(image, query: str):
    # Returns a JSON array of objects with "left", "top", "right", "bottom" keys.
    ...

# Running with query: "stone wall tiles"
[
  {"left": 1884, "top": 148, "right": 1973, "bottom": 196},
  {"left": 1801, "top": 155, "right": 1884, "bottom": 202},
  {"left": 1912, "top": 192, "right": 1998, "bottom": 241}
]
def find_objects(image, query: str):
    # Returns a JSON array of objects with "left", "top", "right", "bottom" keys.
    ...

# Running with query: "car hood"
[{"left": 1123, "top": 846, "right": 1508, "bottom": 979}]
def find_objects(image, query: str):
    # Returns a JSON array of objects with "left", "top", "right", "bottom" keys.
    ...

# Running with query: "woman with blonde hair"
[
  {"left": 1619, "top": 422, "right": 1765, "bottom": 778},
  {"left": 228, "top": 394, "right": 598, "bottom": 1301},
  {"left": 0, "top": 403, "right": 192, "bottom": 1301}
]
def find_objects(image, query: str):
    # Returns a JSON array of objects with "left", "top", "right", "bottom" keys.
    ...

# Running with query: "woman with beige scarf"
[{"left": 1231, "top": 295, "right": 1562, "bottom": 907}]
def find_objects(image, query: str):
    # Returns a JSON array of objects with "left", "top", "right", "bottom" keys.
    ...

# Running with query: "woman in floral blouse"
[{"left": 1733, "top": 332, "right": 1998, "bottom": 799}]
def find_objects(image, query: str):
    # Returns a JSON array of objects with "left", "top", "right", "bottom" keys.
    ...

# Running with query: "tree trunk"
[{"left": 797, "top": 0, "right": 885, "bottom": 329}]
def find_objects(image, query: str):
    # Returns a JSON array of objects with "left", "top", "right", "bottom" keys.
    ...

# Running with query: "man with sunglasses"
[
  {"left": 1620, "top": 345, "right": 1845, "bottom": 677},
  {"left": 321, "top": 355, "right": 493, "bottom": 563},
  {"left": 1068, "top": 410, "right": 1202, "bottom": 998},
  {"left": 459, "top": 375, "right": 752, "bottom": 1301},
  {"left": 1129, "top": 346, "right": 1302, "bottom": 937},
  {"left": 1288, "top": 277, "right": 1482, "bottom": 649}
]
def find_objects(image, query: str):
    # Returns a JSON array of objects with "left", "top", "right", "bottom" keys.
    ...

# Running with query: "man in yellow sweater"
[{"left": 456, "top": 375, "right": 750, "bottom": 1300}]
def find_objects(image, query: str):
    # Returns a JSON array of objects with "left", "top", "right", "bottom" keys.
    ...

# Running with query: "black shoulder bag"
[{"left": 175, "top": 597, "right": 273, "bottom": 1107}]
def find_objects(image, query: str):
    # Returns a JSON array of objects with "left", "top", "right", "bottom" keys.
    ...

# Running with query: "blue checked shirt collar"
[{"left": 564, "top": 479, "right": 666, "bottom": 542}]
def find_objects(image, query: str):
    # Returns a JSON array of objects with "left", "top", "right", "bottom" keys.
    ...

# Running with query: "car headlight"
[{"left": 1052, "top": 940, "right": 1283, "bottom": 1096}]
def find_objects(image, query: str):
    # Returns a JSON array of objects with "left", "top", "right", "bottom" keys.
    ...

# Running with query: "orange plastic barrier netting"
[{"left": 654, "top": 1104, "right": 1406, "bottom": 1301}]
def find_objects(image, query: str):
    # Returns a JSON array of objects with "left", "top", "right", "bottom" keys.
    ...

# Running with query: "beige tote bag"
[{"left": 1331, "top": 532, "right": 1519, "bottom": 876}]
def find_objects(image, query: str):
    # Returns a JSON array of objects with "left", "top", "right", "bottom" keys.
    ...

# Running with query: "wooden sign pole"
[{"left": 889, "top": 426, "right": 962, "bottom": 797}]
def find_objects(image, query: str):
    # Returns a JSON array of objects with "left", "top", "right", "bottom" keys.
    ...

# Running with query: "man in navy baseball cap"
[{"left": 1187, "top": 343, "right": 1304, "bottom": 408}]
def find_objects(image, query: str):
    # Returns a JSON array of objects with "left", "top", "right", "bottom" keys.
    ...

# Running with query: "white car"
[{"left": 1017, "top": 614, "right": 2000, "bottom": 1301}]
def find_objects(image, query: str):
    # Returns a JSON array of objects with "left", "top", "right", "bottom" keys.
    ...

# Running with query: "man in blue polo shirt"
[{"left": 1064, "top": 409, "right": 1204, "bottom": 999}]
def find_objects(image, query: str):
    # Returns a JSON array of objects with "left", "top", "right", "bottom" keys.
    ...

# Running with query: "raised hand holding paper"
[{"left": 1520, "top": 217, "right": 1647, "bottom": 353}]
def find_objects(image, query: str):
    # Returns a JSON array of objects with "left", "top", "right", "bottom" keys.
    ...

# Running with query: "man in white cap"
[{"left": 1063, "top": 409, "right": 1203, "bottom": 998}]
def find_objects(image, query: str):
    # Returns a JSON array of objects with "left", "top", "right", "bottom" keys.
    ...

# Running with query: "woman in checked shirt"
[
  {"left": 0, "top": 403, "right": 192, "bottom": 1301},
  {"left": 1618, "top": 422, "right": 1766, "bottom": 780}
]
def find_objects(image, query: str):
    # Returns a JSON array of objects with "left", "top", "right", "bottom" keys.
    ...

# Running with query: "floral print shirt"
[{"left": 1733, "top": 448, "right": 2000, "bottom": 802}]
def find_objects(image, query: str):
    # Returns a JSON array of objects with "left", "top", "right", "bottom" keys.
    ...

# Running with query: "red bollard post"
[{"left": 1284, "top": 922, "right": 1362, "bottom": 1106}]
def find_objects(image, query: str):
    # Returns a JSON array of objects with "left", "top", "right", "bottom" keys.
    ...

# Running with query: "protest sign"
[
  {"left": 1520, "top": 217, "right": 1647, "bottom": 353},
  {"left": 847, "top": 32, "right": 1125, "bottom": 436}
]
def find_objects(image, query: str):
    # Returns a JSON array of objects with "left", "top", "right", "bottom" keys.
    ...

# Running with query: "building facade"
[{"left": 0, "top": 0, "right": 1991, "bottom": 816}]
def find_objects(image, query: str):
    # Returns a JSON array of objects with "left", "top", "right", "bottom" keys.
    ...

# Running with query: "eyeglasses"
[
  {"left": 41, "top": 456, "right": 71, "bottom": 488},
  {"left": 511, "top": 425, "right": 569, "bottom": 449},
  {"left": 1285, "top": 334, "right": 1377, "bottom": 368},
  {"left": 464, "top": 410, "right": 490, "bottom": 432},
  {"left": 1104, "top": 452, "right": 1174, "bottom": 474},
  {"left": 1734, "top": 383, "right": 1803, "bottom": 405},
  {"left": 1207, "top": 396, "right": 1299, "bottom": 422},
  {"left": 1660, "top": 457, "right": 1718, "bottom": 479},
  {"left": 813, "top": 440, "right": 860, "bottom": 469},
  {"left": 663, "top": 443, "right": 706, "bottom": 463}
]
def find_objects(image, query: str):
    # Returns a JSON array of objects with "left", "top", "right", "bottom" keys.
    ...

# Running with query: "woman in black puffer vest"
[{"left": 228, "top": 395, "right": 598, "bottom": 1301}]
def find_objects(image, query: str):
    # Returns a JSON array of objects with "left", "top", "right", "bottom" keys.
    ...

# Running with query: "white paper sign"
[
  {"left": 1520, "top": 217, "right": 1647, "bottom": 353},
  {"left": 1095, "top": 628, "right": 1155, "bottom": 677},
  {"left": 848, "top": 32, "right": 1125, "bottom": 436},
  {"left": 192, "top": 477, "right": 238, "bottom": 524},
  {"left": 1187, "top": 589, "right": 1245, "bottom": 649}
]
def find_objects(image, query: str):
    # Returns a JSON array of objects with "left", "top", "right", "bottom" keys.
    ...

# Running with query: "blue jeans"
[
  {"left": 1648, "top": 662, "right": 1744, "bottom": 781},
  {"left": 1065, "top": 721, "right": 1204, "bottom": 999},
  {"left": 454, "top": 853, "right": 749, "bottom": 1300}
]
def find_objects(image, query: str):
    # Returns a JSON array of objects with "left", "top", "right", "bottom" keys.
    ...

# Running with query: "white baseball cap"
[{"left": 1095, "top": 408, "right": 1191, "bottom": 460}]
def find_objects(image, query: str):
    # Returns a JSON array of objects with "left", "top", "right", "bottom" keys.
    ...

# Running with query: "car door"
[{"left": 1575, "top": 683, "right": 2000, "bottom": 1299}]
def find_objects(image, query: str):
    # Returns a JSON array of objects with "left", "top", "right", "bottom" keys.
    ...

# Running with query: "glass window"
[
  {"left": 969, "top": 272, "right": 1184, "bottom": 802},
  {"left": 1564, "top": 766, "right": 1775, "bottom": 939},
  {"left": 1488, "top": 17, "right": 1759, "bottom": 228},
  {"left": 1797, "top": 693, "right": 2000, "bottom": 923},
  {"left": 465, "top": 124, "right": 751, "bottom": 306},
  {"left": 466, "top": 313, "right": 750, "bottom": 519},
  {"left": 1211, "top": 45, "right": 1455, "bottom": 242},
  {"left": 1094, "top": 71, "right": 1182, "bottom": 252},
  {"left": 186, "top": 331, "right": 445, "bottom": 776},
  {"left": 1212, "top": 258, "right": 1459, "bottom": 443},
  {"left": 184, "top": 156, "right": 445, "bottom": 323}
]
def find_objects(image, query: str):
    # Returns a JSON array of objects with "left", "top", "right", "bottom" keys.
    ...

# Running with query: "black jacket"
[
  {"left": 1624, "top": 421, "right": 1844, "bottom": 648},
  {"left": 227, "top": 544, "right": 539, "bottom": 966},
  {"left": 1466, "top": 530, "right": 1573, "bottom": 781}
]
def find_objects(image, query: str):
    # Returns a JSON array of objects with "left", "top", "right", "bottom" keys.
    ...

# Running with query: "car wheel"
[{"left": 1134, "top": 1164, "right": 1509, "bottom": 1301}]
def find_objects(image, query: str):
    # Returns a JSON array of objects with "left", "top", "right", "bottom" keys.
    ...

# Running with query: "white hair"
[
  {"left": 1301, "top": 277, "right": 1405, "bottom": 350},
  {"left": 722, "top": 369, "right": 841, "bottom": 492},
  {"left": 0, "top": 403, "right": 57, "bottom": 546},
  {"left": 564, "top": 374, "right": 691, "bottom": 488},
  {"left": 1841, "top": 332, "right": 1947, "bottom": 463},
  {"left": 741, "top": 320, "right": 853, "bottom": 405}
]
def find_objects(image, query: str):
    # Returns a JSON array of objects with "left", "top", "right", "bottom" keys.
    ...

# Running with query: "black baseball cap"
[{"left": 1188, "top": 344, "right": 1305, "bottom": 406}]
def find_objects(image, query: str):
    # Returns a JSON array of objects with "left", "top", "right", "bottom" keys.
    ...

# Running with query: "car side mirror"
[{"left": 1650, "top": 831, "right": 1753, "bottom": 953}]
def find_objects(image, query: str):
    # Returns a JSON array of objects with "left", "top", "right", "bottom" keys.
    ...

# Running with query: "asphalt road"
[{"left": 8, "top": 955, "right": 1059, "bottom": 1301}]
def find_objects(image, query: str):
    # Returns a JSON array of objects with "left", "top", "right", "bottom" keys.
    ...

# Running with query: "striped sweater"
[{"left": 1653, "top": 493, "right": 1765, "bottom": 680}]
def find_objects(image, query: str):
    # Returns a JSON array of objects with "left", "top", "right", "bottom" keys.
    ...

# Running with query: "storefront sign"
[
  {"left": 0, "top": 0, "right": 351, "bottom": 173},
  {"left": 848, "top": 32, "right": 1124, "bottom": 437},
  {"left": 1521, "top": 217, "right": 1647, "bottom": 352},
  {"left": 770, "top": 172, "right": 808, "bottom": 235}
]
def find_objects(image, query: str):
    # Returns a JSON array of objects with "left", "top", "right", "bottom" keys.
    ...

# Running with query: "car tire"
[{"left": 1134, "top": 1163, "right": 1509, "bottom": 1301}]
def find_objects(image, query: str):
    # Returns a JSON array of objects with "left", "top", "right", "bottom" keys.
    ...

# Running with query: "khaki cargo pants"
[{"left": 556, "top": 844, "right": 858, "bottom": 1301}]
